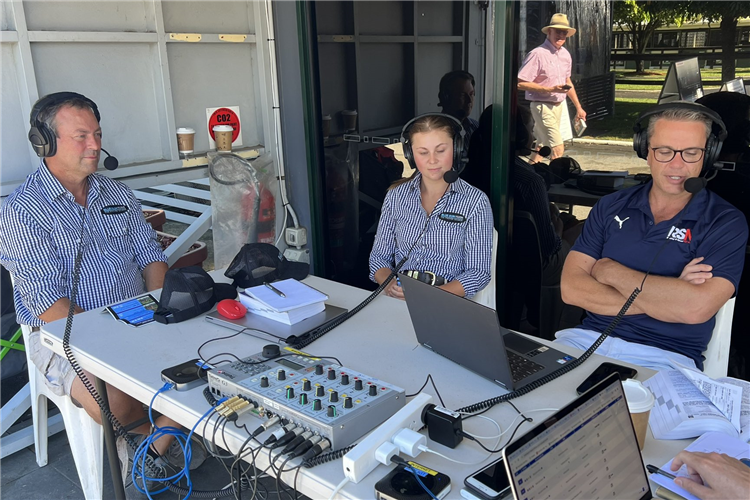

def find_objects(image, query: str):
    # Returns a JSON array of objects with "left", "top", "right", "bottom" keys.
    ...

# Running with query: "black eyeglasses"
[{"left": 650, "top": 147, "right": 705, "bottom": 164}]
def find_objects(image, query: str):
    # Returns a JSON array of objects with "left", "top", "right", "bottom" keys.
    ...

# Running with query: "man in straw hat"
[{"left": 518, "top": 13, "right": 586, "bottom": 162}]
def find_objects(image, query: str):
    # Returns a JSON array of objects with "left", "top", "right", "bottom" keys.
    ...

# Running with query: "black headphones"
[
  {"left": 632, "top": 101, "right": 727, "bottom": 175},
  {"left": 400, "top": 113, "right": 466, "bottom": 172},
  {"left": 28, "top": 91, "right": 100, "bottom": 158}
]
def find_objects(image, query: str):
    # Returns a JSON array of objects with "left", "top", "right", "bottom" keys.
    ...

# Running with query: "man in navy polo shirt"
[{"left": 557, "top": 104, "right": 747, "bottom": 371}]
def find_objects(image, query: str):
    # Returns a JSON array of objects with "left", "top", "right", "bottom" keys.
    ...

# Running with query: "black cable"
[
  {"left": 302, "top": 445, "right": 355, "bottom": 468},
  {"left": 405, "top": 374, "right": 445, "bottom": 407}
]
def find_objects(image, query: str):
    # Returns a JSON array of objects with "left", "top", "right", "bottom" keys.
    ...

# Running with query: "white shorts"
[
  {"left": 530, "top": 101, "right": 564, "bottom": 148},
  {"left": 554, "top": 328, "right": 698, "bottom": 372},
  {"left": 28, "top": 327, "right": 77, "bottom": 397}
]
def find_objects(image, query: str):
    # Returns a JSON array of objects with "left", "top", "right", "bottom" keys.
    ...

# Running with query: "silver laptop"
[
  {"left": 205, "top": 304, "right": 348, "bottom": 345},
  {"left": 400, "top": 274, "right": 575, "bottom": 390},
  {"left": 502, "top": 373, "right": 652, "bottom": 500}
]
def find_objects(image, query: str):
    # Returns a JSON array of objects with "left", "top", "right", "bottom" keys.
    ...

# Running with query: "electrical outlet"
[
  {"left": 285, "top": 227, "right": 308, "bottom": 247},
  {"left": 283, "top": 247, "right": 310, "bottom": 264}
]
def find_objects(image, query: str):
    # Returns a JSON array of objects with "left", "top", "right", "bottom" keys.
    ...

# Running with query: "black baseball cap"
[
  {"left": 154, "top": 266, "right": 237, "bottom": 324},
  {"left": 224, "top": 243, "right": 309, "bottom": 288}
]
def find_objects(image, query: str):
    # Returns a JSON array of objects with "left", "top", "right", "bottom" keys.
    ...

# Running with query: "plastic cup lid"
[
  {"left": 622, "top": 379, "right": 654, "bottom": 413},
  {"left": 212, "top": 125, "right": 233, "bottom": 132},
  {"left": 342, "top": 109, "right": 357, "bottom": 115},
  {"left": 176, "top": 127, "right": 195, "bottom": 134}
]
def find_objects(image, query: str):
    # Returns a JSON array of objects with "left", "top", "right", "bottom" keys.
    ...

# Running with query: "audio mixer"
[{"left": 207, "top": 345, "right": 405, "bottom": 449}]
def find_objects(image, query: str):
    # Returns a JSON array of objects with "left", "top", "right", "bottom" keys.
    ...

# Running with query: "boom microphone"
[
  {"left": 101, "top": 148, "right": 119, "bottom": 170},
  {"left": 537, "top": 145, "right": 552, "bottom": 157},
  {"left": 684, "top": 176, "right": 707, "bottom": 194},
  {"left": 443, "top": 159, "right": 468, "bottom": 184}
]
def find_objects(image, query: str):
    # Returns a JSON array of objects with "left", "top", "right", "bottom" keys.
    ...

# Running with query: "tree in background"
[
  {"left": 687, "top": 2, "right": 750, "bottom": 82},
  {"left": 613, "top": 1, "right": 692, "bottom": 74}
]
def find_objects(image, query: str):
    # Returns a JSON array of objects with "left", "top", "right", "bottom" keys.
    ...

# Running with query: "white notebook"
[{"left": 242, "top": 279, "right": 328, "bottom": 312}]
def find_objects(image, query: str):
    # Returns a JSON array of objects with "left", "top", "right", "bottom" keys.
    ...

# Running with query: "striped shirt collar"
[
  {"left": 35, "top": 159, "right": 102, "bottom": 205},
  {"left": 541, "top": 38, "right": 561, "bottom": 54}
]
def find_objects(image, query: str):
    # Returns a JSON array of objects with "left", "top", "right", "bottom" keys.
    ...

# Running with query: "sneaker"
[{"left": 165, "top": 434, "right": 208, "bottom": 470}]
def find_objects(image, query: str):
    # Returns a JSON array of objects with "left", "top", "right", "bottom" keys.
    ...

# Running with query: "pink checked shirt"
[{"left": 517, "top": 39, "right": 572, "bottom": 104}]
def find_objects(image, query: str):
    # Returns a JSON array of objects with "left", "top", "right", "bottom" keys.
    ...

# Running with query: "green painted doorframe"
[{"left": 490, "top": 0, "right": 518, "bottom": 323}]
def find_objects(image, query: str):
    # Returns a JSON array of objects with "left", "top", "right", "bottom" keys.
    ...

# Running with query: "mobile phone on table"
[
  {"left": 576, "top": 362, "right": 638, "bottom": 395},
  {"left": 464, "top": 457, "right": 512, "bottom": 500},
  {"left": 105, "top": 293, "right": 159, "bottom": 327}
]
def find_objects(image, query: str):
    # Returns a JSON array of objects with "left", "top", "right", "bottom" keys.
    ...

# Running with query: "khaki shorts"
[
  {"left": 530, "top": 101, "right": 564, "bottom": 148},
  {"left": 28, "top": 327, "right": 77, "bottom": 398}
]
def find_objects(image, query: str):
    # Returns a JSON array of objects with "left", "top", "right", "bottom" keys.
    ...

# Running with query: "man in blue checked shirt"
[{"left": 0, "top": 92, "right": 183, "bottom": 464}]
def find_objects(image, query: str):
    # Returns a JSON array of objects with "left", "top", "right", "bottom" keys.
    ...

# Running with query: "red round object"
[{"left": 216, "top": 299, "right": 247, "bottom": 320}]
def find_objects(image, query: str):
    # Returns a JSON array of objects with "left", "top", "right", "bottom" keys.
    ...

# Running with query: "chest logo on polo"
[
  {"left": 667, "top": 226, "right": 692, "bottom": 243},
  {"left": 614, "top": 215, "right": 630, "bottom": 229}
]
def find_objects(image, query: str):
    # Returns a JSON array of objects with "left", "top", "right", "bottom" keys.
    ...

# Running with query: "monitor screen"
[{"left": 503, "top": 374, "right": 651, "bottom": 500}]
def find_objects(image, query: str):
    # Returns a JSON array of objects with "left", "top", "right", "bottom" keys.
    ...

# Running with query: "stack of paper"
[{"left": 238, "top": 279, "right": 328, "bottom": 325}]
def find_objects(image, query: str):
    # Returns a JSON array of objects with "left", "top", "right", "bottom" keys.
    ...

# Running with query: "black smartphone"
[
  {"left": 464, "top": 457, "right": 512, "bottom": 500},
  {"left": 576, "top": 362, "right": 637, "bottom": 395},
  {"left": 561, "top": 84, "right": 572, "bottom": 90}
]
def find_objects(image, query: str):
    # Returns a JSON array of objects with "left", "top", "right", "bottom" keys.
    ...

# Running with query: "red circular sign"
[{"left": 208, "top": 108, "right": 241, "bottom": 143}]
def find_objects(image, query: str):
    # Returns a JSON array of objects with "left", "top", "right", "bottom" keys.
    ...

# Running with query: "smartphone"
[
  {"left": 576, "top": 362, "right": 638, "bottom": 395},
  {"left": 561, "top": 84, "right": 572, "bottom": 90},
  {"left": 106, "top": 293, "right": 159, "bottom": 327},
  {"left": 464, "top": 457, "right": 512, "bottom": 500}
]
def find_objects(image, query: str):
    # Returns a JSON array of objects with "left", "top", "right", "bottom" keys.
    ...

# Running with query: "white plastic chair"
[
  {"left": 19, "top": 323, "right": 104, "bottom": 499},
  {"left": 702, "top": 297, "right": 736, "bottom": 379},
  {"left": 472, "top": 229, "right": 498, "bottom": 309}
]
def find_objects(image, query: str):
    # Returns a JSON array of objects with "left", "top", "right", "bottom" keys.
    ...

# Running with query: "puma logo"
[{"left": 614, "top": 216, "right": 630, "bottom": 229}]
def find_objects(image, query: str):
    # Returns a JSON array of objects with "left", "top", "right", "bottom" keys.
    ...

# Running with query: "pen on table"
[
  {"left": 647, "top": 464, "right": 676, "bottom": 480},
  {"left": 264, "top": 282, "right": 286, "bottom": 298}
]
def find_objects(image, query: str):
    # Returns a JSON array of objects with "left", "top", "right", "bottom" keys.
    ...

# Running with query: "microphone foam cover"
[
  {"left": 538, "top": 146, "right": 552, "bottom": 157},
  {"left": 684, "top": 176, "right": 707, "bottom": 194},
  {"left": 443, "top": 170, "right": 459, "bottom": 183},
  {"left": 104, "top": 155, "right": 119, "bottom": 170}
]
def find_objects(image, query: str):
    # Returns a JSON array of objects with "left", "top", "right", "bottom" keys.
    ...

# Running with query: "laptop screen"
[{"left": 502, "top": 373, "right": 651, "bottom": 500}]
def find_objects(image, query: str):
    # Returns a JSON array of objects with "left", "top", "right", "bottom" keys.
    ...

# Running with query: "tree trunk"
[{"left": 720, "top": 17, "right": 738, "bottom": 82}]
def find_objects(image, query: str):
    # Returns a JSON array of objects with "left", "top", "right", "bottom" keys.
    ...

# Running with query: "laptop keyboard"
[{"left": 507, "top": 350, "right": 545, "bottom": 383}]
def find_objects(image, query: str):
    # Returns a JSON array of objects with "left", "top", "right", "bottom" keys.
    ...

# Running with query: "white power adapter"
[
  {"left": 392, "top": 428, "right": 426, "bottom": 457},
  {"left": 284, "top": 227, "right": 307, "bottom": 247}
]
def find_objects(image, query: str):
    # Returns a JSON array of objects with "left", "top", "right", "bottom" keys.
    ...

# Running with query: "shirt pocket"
[{"left": 103, "top": 213, "right": 134, "bottom": 257}]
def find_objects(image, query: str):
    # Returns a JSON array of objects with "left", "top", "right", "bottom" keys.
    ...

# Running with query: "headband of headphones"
[
  {"left": 400, "top": 113, "right": 466, "bottom": 172},
  {"left": 632, "top": 101, "right": 727, "bottom": 174},
  {"left": 28, "top": 91, "right": 100, "bottom": 158}
]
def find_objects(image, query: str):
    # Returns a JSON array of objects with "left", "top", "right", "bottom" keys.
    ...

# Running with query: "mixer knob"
[
  {"left": 315, "top": 386, "right": 325, "bottom": 397},
  {"left": 286, "top": 387, "right": 294, "bottom": 399},
  {"left": 329, "top": 391, "right": 339, "bottom": 403},
  {"left": 260, "top": 376, "right": 269, "bottom": 388},
  {"left": 327, "top": 368, "right": 336, "bottom": 380},
  {"left": 277, "top": 369, "right": 286, "bottom": 381},
  {"left": 313, "top": 399, "right": 322, "bottom": 411},
  {"left": 343, "top": 397, "right": 353, "bottom": 409},
  {"left": 315, "top": 365, "right": 324, "bottom": 375},
  {"left": 354, "top": 379, "right": 363, "bottom": 391},
  {"left": 327, "top": 405, "right": 337, "bottom": 418},
  {"left": 341, "top": 374, "right": 350, "bottom": 385},
  {"left": 299, "top": 393, "right": 308, "bottom": 405},
  {"left": 369, "top": 385, "right": 378, "bottom": 397},
  {"left": 302, "top": 380, "right": 312, "bottom": 391}
]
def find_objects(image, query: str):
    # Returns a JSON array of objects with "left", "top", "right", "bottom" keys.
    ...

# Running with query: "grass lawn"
[
  {"left": 615, "top": 67, "right": 750, "bottom": 90},
  {"left": 585, "top": 98, "right": 652, "bottom": 142}
]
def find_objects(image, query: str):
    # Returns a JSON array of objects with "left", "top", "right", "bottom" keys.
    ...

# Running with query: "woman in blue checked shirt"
[{"left": 369, "top": 114, "right": 493, "bottom": 300}]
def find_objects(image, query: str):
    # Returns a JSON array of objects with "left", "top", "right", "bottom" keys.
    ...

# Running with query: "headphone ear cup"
[
  {"left": 453, "top": 128, "right": 465, "bottom": 170},
  {"left": 633, "top": 127, "right": 649, "bottom": 161},
  {"left": 703, "top": 133, "right": 721, "bottom": 173},
  {"left": 28, "top": 124, "right": 56, "bottom": 158},
  {"left": 402, "top": 140, "right": 415, "bottom": 170}
]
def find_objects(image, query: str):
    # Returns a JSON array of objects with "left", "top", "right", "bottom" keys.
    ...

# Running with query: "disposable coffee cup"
[
  {"left": 213, "top": 125, "right": 233, "bottom": 152},
  {"left": 622, "top": 379, "right": 654, "bottom": 451},
  {"left": 342, "top": 109, "right": 358, "bottom": 131},
  {"left": 176, "top": 127, "right": 195, "bottom": 154},
  {"left": 322, "top": 115, "right": 332, "bottom": 138}
]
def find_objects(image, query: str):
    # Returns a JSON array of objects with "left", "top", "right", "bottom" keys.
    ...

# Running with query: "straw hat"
[{"left": 541, "top": 13, "right": 576, "bottom": 37}]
